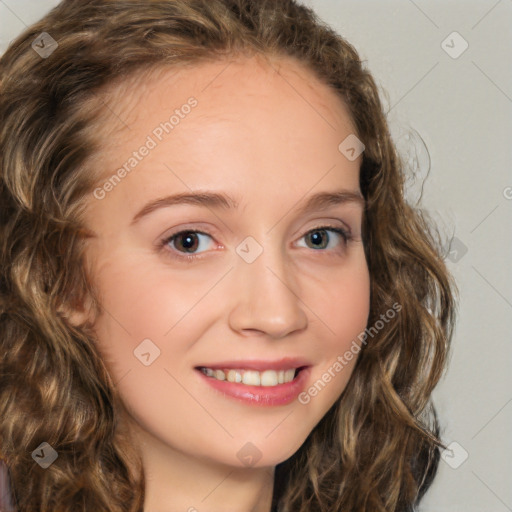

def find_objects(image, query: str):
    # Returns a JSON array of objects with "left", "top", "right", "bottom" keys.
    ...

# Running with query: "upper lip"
[{"left": 195, "top": 357, "right": 311, "bottom": 372}]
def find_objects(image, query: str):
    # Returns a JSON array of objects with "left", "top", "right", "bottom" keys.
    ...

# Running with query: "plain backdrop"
[{"left": 1, "top": 1, "right": 511, "bottom": 511}]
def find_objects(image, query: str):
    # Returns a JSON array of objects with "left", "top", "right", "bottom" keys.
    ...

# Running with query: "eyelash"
[{"left": 159, "top": 224, "right": 353, "bottom": 263}]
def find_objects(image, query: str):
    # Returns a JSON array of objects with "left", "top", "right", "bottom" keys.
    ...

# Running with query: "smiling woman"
[{"left": 0, "top": 1, "right": 457, "bottom": 512}]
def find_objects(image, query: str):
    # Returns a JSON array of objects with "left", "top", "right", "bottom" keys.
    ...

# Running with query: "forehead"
[
  {"left": 91, "top": 53, "right": 356, "bottom": 151},
  {"left": 82, "top": 53, "right": 362, "bottom": 226}
]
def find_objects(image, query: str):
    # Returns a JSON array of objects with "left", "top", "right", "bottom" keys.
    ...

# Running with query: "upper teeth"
[{"left": 200, "top": 368, "right": 297, "bottom": 386}]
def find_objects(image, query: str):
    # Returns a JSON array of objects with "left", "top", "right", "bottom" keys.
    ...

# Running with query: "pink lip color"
[{"left": 196, "top": 366, "right": 311, "bottom": 406}]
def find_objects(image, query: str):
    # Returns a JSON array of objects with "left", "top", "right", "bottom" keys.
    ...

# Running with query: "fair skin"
[{"left": 72, "top": 54, "right": 370, "bottom": 512}]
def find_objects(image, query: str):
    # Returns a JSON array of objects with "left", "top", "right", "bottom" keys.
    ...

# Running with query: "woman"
[{"left": 0, "top": 0, "right": 457, "bottom": 510}]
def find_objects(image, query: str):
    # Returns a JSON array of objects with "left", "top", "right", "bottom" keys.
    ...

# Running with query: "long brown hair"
[{"left": 0, "top": 1, "right": 457, "bottom": 510}]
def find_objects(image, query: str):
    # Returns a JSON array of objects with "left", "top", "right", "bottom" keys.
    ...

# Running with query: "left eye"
[
  {"left": 297, "top": 226, "right": 349, "bottom": 250},
  {"left": 161, "top": 225, "right": 350, "bottom": 261}
]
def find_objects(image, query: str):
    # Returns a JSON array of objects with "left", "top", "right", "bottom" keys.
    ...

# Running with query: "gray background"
[{"left": 1, "top": 1, "right": 511, "bottom": 511}]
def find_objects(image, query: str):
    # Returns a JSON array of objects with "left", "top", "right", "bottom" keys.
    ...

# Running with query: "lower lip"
[{"left": 195, "top": 367, "right": 311, "bottom": 406}]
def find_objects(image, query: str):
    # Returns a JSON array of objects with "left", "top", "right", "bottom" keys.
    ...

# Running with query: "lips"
[{"left": 196, "top": 364, "right": 313, "bottom": 406}]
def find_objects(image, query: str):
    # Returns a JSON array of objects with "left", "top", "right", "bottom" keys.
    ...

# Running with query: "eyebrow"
[{"left": 130, "top": 189, "right": 365, "bottom": 225}]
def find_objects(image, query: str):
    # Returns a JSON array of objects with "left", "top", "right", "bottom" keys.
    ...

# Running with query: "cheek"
[
  {"left": 91, "top": 253, "right": 194, "bottom": 335},
  {"left": 86, "top": 256, "right": 164, "bottom": 373},
  {"left": 313, "top": 257, "right": 371, "bottom": 347},
  {"left": 302, "top": 259, "right": 370, "bottom": 400},
  {"left": 88, "top": 254, "right": 217, "bottom": 379}
]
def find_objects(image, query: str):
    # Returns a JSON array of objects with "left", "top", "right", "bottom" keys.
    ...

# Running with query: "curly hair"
[{"left": 0, "top": 0, "right": 458, "bottom": 510}]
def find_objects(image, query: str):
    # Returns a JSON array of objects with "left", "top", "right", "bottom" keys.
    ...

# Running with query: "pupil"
[
  {"left": 179, "top": 232, "right": 198, "bottom": 252},
  {"left": 310, "top": 230, "right": 327, "bottom": 249}
]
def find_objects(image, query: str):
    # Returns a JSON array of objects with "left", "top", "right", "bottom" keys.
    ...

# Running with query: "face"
[{"left": 78, "top": 54, "right": 370, "bottom": 471}]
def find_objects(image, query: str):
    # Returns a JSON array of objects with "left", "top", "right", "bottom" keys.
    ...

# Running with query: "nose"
[{"left": 227, "top": 242, "right": 308, "bottom": 339}]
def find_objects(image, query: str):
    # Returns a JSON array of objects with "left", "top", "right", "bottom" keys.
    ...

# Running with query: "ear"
[{"left": 57, "top": 293, "right": 95, "bottom": 327}]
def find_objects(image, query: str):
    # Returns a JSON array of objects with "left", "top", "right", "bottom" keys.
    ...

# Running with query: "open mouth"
[{"left": 195, "top": 366, "right": 308, "bottom": 387}]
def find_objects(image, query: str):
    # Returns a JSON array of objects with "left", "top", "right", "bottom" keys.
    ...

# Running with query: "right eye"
[{"left": 161, "top": 230, "right": 216, "bottom": 261}]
